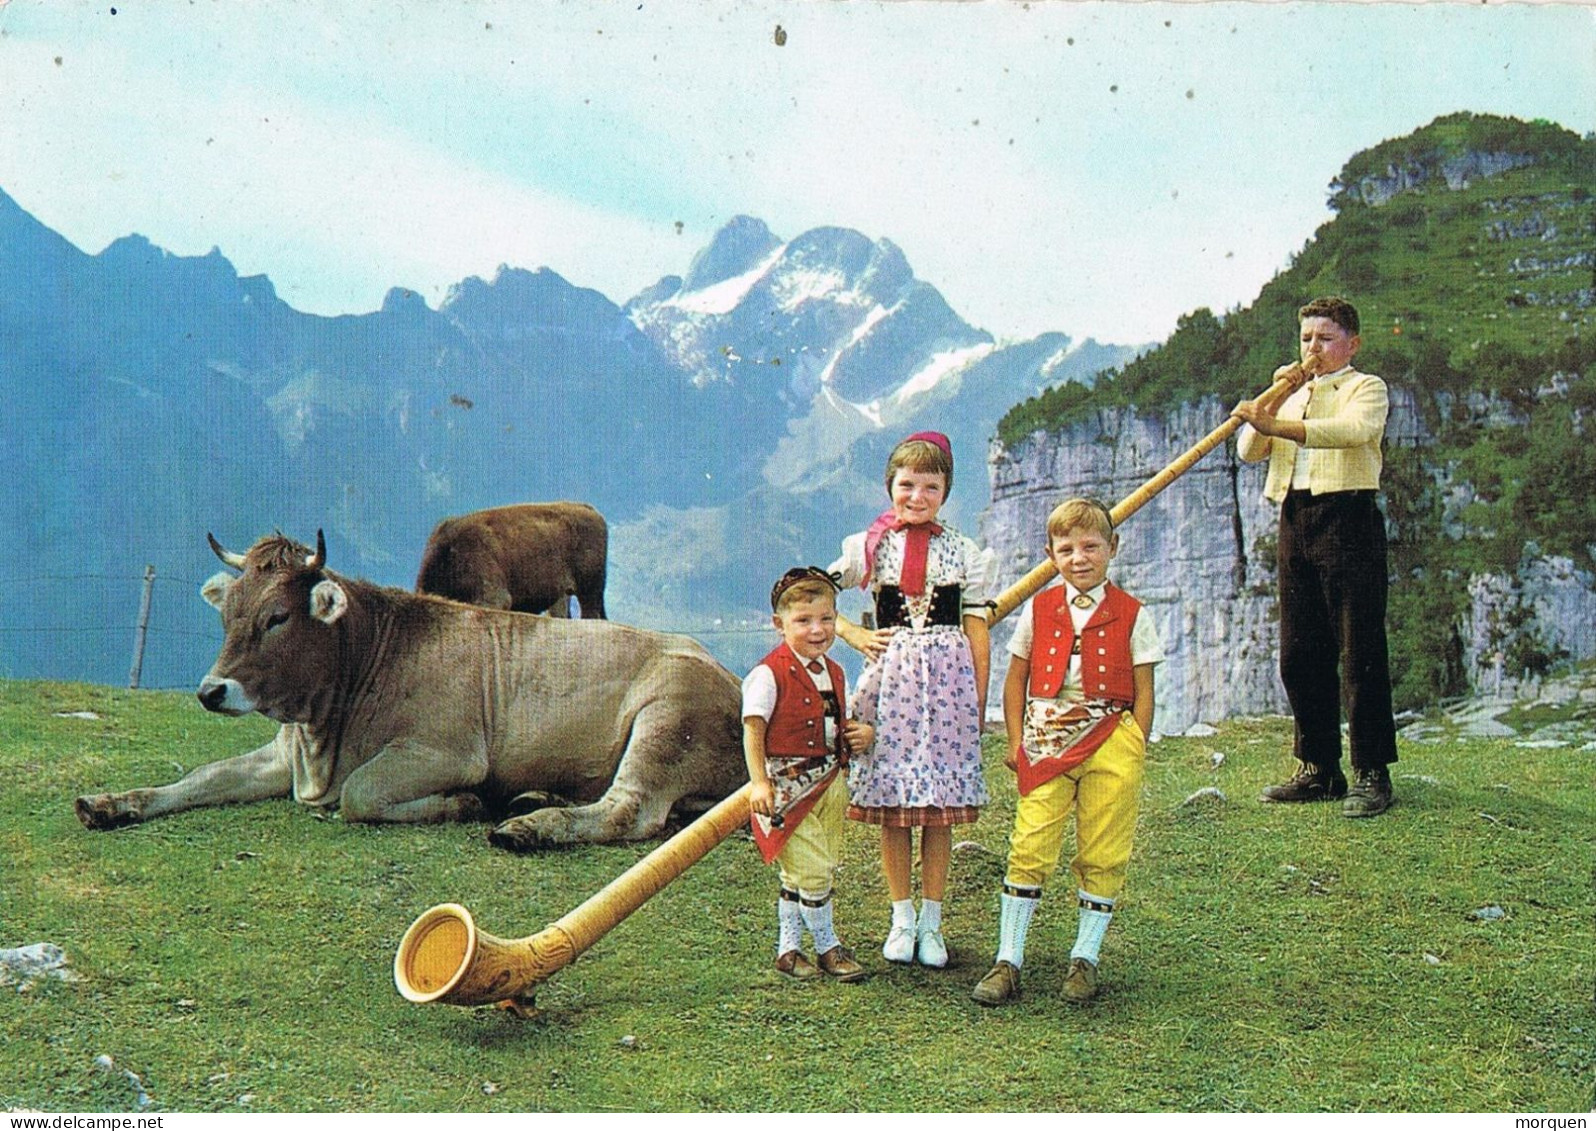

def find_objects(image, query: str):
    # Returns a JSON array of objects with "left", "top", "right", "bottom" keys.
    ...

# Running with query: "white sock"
[
  {"left": 995, "top": 885, "right": 1041, "bottom": 969},
  {"left": 777, "top": 890, "right": 804, "bottom": 955},
  {"left": 1071, "top": 890, "right": 1115, "bottom": 965},
  {"left": 890, "top": 898, "right": 917, "bottom": 931},
  {"left": 800, "top": 890, "right": 840, "bottom": 953},
  {"left": 918, "top": 898, "right": 943, "bottom": 934}
]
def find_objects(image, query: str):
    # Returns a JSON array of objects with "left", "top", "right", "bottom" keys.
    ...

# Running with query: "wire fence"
[
  {"left": 0, "top": 571, "right": 224, "bottom": 691},
  {"left": 0, "top": 570, "right": 778, "bottom": 693}
]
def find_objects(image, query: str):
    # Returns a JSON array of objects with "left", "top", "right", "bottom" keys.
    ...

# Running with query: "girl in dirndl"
[{"left": 831, "top": 430, "right": 995, "bottom": 968}]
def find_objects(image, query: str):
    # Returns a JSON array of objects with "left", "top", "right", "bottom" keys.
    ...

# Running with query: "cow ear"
[
  {"left": 309, "top": 579, "right": 348, "bottom": 624},
  {"left": 201, "top": 571, "right": 234, "bottom": 610}
]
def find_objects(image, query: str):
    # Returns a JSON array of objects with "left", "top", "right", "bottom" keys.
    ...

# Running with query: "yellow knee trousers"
[
  {"left": 775, "top": 772, "right": 849, "bottom": 894},
  {"left": 1006, "top": 712, "right": 1145, "bottom": 898}
]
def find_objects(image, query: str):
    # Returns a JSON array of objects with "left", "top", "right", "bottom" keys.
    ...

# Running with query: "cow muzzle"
[{"left": 197, "top": 676, "right": 255, "bottom": 716}]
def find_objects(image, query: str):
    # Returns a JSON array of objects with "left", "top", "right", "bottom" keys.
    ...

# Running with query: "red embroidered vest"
[
  {"left": 761, "top": 643, "right": 846, "bottom": 759},
  {"left": 1027, "top": 583, "right": 1141, "bottom": 706}
]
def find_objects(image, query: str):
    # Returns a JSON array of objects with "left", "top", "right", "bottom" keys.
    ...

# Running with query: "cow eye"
[{"left": 264, "top": 608, "right": 291, "bottom": 631}]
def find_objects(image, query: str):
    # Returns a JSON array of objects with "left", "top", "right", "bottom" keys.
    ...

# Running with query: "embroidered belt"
[{"left": 874, "top": 584, "right": 963, "bottom": 628}]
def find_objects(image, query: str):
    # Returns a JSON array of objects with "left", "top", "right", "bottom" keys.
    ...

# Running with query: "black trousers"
[{"left": 1277, "top": 489, "right": 1398, "bottom": 772}]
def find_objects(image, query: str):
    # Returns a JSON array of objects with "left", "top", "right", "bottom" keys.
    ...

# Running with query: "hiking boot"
[
  {"left": 1259, "top": 762, "right": 1347, "bottom": 803},
  {"left": 1342, "top": 767, "right": 1393, "bottom": 818},
  {"left": 971, "top": 961, "right": 1021, "bottom": 1006},
  {"left": 1062, "top": 957, "right": 1099, "bottom": 1003}
]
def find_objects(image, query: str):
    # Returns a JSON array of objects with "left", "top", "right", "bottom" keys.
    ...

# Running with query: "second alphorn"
[{"left": 985, "top": 362, "right": 1313, "bottom": 624}]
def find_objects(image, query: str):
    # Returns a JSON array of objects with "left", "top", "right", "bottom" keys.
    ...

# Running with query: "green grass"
[{"left": 1, "top": 680, "right": 1592, "bottom": 1112}]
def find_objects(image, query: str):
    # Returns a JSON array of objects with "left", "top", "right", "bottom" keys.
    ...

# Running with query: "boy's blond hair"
[
  {"left": 1045, "top": 497, "right": 1115, "bottom": 543},
  {"left": 885, "top": 438, "right": 954, "bottom": 494},
  {"left": 770, "top": 566, "right": 842, "bottom": 614}
]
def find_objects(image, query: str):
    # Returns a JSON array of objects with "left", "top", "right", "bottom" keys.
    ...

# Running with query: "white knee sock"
[
  {"left": 1071, "top": 890, "right": 1115, "bottom": 965},
  {"left": 995, "top": 884, "right": 1042, "bottom": 968},
  {"left": 918, "top": 898, "right": 943, "bottom": 934},
  {"left": 800, "top": 890, "right": 840, "bottom": 953},
  {"left": 890, "top": 898, "right": 917, "bottom": 931},
  {"left": 778, "top": 889, "right": 804, "bottom": 955}
]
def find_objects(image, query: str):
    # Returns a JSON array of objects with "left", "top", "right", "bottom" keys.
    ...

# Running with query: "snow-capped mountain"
[
  {"left": 627, "top": 216, "right": 1136, "bottom": 513},
  {"left": 0, "top": 192, "right": 1140, "bottom": 687}
]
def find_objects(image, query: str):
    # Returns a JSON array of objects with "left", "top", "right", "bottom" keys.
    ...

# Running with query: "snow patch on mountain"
[
  {"left": 893, "top": 343, "right": 997, "bottom": 405},
  {"left": 667, "top": 245, "right": 787, "bottom": 315},
  {"left": 1040, "top": 343, "right": 1077, "bottom": 378},
  {"left": 772, "top": 265, "right": 859, "bottom": 312}
]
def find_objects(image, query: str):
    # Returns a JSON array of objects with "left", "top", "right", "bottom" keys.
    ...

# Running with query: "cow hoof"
[
  {"left": 488, "top": 809, "right": 576, "bottom": 852},
  {"left": 505, "top": 790, "right": 573, "bottom": 817},
  {"left": 75, "top": 794, "right": 139, "bottom": 831}
]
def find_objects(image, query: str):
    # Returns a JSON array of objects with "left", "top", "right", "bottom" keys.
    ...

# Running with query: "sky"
[{"left": 1, "top": 0, "right": 1592, "bottom": 345}]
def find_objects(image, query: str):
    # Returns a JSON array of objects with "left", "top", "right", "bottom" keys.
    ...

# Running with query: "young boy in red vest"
[
  {"left": 744, "top": 567, "right": 875, "bottom": 982},
  {"left": 971, "top": 499, "right": 1163, "bottom": 1006}
]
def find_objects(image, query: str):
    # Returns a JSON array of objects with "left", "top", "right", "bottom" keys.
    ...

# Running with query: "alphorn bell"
[
  {"left": 395, "top": 784, "right": 752, "bottom": 1013},
  {"left": 394, "top": 361, "right": 1312, "bottom": 1012}
]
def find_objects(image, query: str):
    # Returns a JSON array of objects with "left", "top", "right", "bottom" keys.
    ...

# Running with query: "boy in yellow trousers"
[
  {"left": 744, "top": 567, "right": 874, "bottom": 982},
  {"left": 972, "top": 499, "right": 1162, "bottom": 1005}
]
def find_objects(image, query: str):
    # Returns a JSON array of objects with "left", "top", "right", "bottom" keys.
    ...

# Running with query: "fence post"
[{"left": 128, "top": 565, "right": 155, "bottom": 689}]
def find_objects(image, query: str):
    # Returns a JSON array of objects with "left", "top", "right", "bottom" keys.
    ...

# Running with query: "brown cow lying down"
[
  {"left": 416, "top": 502, "right": 607, "bottom": 618},
  {"left": 75, "top": 531, "right": 745, "bottom": 849}
]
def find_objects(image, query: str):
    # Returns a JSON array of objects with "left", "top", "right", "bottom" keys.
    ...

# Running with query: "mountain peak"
[
  {"left": 0, "top": 184, "right": 86, "bottom": 267},
  {"left": 681, "top": 215, "right": 782, "bottom": 292},
  {"left": 381, "top": 286, "right": 431, "bottom": 315}
]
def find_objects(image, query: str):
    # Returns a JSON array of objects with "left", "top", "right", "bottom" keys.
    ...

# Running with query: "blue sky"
[{"left": 2, "top": 0, "right": 1591, "bottom": 344}]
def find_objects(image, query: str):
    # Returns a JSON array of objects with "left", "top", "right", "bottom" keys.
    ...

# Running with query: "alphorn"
[
  {"left": 985, "top": 362, "right": 1312, "bottom": 623},
  {"left": 396, "top": 784, "right": 753, "bottom": 1013},
  {"left": 393, "top": 362, "right": 1309, "bottom": 1012}
]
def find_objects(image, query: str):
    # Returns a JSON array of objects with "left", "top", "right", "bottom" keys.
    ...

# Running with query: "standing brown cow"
[{"left": 416, "top": 502, "right": 607, "bottom": 618}]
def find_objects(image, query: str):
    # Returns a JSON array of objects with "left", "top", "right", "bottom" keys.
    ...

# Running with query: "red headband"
[{"left": 903, "top": 430, "right": 952, "bottom": 461}]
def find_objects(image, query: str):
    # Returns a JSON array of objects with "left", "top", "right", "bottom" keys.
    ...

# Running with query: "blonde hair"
[
  {"left": 770, "top": 567, "right": 842, "bottom": 614},
  {"left": 885, "top": 438, "right": 953, "bottom": 494},
  {"left": 1046, "top": 497, "right": 1115, "bottom": 543}
]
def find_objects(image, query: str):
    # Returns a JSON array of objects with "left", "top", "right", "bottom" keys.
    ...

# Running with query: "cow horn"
[
  {"left": 207, "top": 533, "right": 248, "bottom": 571},
  {"left": 395, "top": 784, "right": 751, "bottom": 1012},
  {"left": 305, "top": 529, "right": 326, "bottom": 571}
]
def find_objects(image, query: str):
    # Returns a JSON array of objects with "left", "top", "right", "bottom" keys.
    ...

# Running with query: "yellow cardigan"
[{"left": 1236, "top": 367, "right": 1389, "bottom": 504}]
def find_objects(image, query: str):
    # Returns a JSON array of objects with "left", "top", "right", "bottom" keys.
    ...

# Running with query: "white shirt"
[{"left": 830, "top": 523, "right": 996, "bottom": 613}]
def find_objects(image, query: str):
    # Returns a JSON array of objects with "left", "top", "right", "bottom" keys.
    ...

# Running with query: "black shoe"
[
  {"left": 1259, "top": 762, "right": 1347, "bottom": 803},
  {"left": 1342, "top": 767, "right": 1393, "bottom": 817}
]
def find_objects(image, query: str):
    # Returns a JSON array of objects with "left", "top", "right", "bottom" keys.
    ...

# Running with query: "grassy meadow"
[{"left": 0, "top": 678, "right": 1591, "bottom": 1113}]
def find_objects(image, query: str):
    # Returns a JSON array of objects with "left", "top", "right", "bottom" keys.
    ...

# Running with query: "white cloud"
[{"left": 2, "top": 0, "right": 1592, "bottom": 342}]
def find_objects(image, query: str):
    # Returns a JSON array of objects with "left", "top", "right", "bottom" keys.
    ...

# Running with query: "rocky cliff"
[{"left": 981, "top": 385, "right": 1596, "bottom": 735}]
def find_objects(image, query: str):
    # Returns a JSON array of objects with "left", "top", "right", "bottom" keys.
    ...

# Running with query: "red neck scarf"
[{"left": 862, "top": 508, "right": 943, "bottom": 595}]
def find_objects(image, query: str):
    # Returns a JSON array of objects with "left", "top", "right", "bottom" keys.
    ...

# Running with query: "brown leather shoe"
[
  {"left": 1342, "top": 767, "right": 1393, "bottom": 817},
  {"left": 1062, "top": 957, "right": 1099, "bottom": 1003},
  {"left": 816, "top": 945, "right": 866, "bottom": 982},
  {"left": 775, "top": 950, "right": 819, "bottom": 980},
  {"left": 971, "top": 961, "right": 1021, "bottom": 1006},
  {"left": 1260, "top": 762, "right": 1347, "bottom": 803}
]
